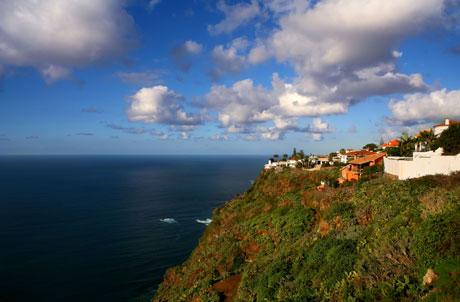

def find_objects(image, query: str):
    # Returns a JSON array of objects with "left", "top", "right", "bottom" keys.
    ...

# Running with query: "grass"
[{"left": 153, "top": 168, "right": 460, "bottom": 302}]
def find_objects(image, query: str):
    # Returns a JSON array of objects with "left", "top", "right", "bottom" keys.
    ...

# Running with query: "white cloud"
[
  {"left": 202, "top": 0, "right": 449, "bottom": 139},
  {"left": 208, "top": 0, "right": 260, "bottom": 35},
  {"left": 208, "top": 43, "right": 247, "bottom": 81},
  {"left": 243, "top": 134, "right": 259, "bottom": 141},
  {"left": 149, "top": 0, "right": 161, "bottom": 10},
  {"left": 126, "top": 86, "right": 202, "bottom": 125},
  {"left": 209, "top": 134, "right": 229, "bottom": 141},
  {"left": 180, "top": 132, "right": 190, "bottom": 140},
  {"left": 169, "top": 40, "right": 203, "bottom": 72},
  {"left": 243, "top": 0, "right": 442, "bottom": 112},
  {"left": 0, "top": 0, "right": 136, "bottom": 83},
  {"left": 305, "top": 133, "right": 324, "bottom": 141},
  {"left": 387, "top": 89, "right": 460, "bottom": 125}
]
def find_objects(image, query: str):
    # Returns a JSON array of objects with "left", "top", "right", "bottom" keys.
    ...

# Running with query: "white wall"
[{"left": 384, "top": 152, "right": 460, "bottom": 180}]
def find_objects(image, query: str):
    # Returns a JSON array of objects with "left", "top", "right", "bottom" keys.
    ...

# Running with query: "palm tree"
[
  {"left": 282, "top": 154, "right": 288, "bottom": 161},
  {"left": 399, "top": 132, "right": 415, "bottom": 157},
  {"left": 273, "top": 154, "right": 279, "bottom": 162},
  {"left": 417, "top": 130, "right": 436, "bottom": 151}
]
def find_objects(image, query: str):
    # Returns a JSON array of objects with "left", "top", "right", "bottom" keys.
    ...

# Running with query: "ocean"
[{"left": 0, "top": 155, "right": 267, "bottom": 302}]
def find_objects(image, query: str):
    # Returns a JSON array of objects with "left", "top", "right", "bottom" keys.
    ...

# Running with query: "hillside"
[{"left": 153, "top": 168, "right": 460, "bottom": 302}]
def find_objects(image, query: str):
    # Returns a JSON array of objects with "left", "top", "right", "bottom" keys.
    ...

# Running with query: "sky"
[{"left": 0, "top": 0, "right": 460, "bottom": 155}]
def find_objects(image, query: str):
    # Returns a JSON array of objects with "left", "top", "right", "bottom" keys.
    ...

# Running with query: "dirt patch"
[
  {"left": 213, "top": 274, "right": 242, "bottom": 302},
  {"left": 317, "top": 220, "right": 331, "bottom": 236}
]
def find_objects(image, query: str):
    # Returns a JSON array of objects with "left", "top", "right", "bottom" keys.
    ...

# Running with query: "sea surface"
[{"left": 0, "top": 155, "right": 267, "bottom": 302}]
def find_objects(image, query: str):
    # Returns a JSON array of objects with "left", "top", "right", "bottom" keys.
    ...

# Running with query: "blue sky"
[{"left": 1, "top": 0, "right": 459, "bottom": 155}]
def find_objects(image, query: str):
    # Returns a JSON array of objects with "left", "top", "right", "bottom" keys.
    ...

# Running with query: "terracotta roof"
[
  {"left": 433, "top": 119, "right": 460, "bottom": 128},
  {"left": 349, "top": 152, "right": 386, "bottom": 165},
  {"left": 381, "top": 139, "right": 399, "bottom": 147},
  {"left": 413, "top": 129, "right": 432, "bottom": 138},
  {"left": 341, "top": 150, "right": 376, "bottom": 156}
]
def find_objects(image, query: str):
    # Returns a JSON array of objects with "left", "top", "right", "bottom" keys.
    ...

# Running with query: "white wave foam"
[
  {"left": 160, "top": 218, "right": 177, "bottom": 224},
  {"left": 196, "top": 218, "right": 212, "bottom": 225}
]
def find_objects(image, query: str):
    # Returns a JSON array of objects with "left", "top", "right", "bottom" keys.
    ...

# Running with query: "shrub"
[
  {"left": 325, "top": 202, "right": 355, "bottom": 220},
  {"left": 432, "top": 123, "right": 460, "bottom": 155}
]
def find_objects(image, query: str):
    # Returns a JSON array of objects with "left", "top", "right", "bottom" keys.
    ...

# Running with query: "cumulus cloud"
[
  {"left": 126, "top": 86, "right": 202, "bottom": 125},
  {"left": 0, "top": 0, "right": 136, "bottom": 83},
  {"left": 386, "top": 89, "right": 460, "bottom": 125},
  {"left": 208, "top": 42, "right": 247, "bottom": 81},
  {"left": 169, "top": 40, "right": 203, "bottom": 72},
  {"left": 116, "top": 71, "right": 164, "bottom": 85},
  {"left": 242, "top": 0, "right": 444, "bottom": 116},
  {"left": 208, "top": 0, "right": 260, "bottom": 35},
  {"left": 202, "top": 0, "right": 451, "bottom": 140}
]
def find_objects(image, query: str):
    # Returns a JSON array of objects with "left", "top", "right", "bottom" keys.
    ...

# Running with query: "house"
[
  {"left": 433, "top": 118, "right": 460, "bottom": 137},
  {"left": 264, "top": 160, "right": 279, "bottom": 169},
  {"left": 288, "top": 158, "right": 298, "bottom": 168},
  {"left": 317, "top": 156, "right": 330, "bottom": 166},
  {"left": 339, "top": 150, "right": 376, "bottom": 163},
  {"left": 341, "top": 152, "right": 386, "bottom": 182},
  {"left": 381, "top": 139, "right": 399, "bottom": 149}
]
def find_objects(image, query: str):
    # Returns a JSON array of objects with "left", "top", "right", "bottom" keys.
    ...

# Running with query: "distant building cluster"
[{"left": 265, "top": 118, "right": 460, "bottom": 183}]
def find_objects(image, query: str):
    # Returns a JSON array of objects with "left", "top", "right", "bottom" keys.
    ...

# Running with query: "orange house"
[
  {"left": 381, "top": 139, "right": 399, "bottom": 149},
  {"left": 341, "top": 152, "right": 386, "bottom": 182}
]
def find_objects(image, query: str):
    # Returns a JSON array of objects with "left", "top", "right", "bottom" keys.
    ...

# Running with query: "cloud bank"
[{"left": 0, "top": 0, "right": 136, "bottom": 83}]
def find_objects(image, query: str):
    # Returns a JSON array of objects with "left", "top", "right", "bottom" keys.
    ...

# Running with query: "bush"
[
  {"left": 325, "top": 202, "right": 355, "bottom": 220},
  {"left": 432, "top": 123, "right": 460, "bottom": 155}
]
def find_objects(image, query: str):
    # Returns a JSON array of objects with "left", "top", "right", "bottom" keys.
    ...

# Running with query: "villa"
[
  {"left": 433, "top": 118, "right": 459, "bottom": 137},
  {"left": 341, "top": 152, "right": 386, "bottom": 182}
]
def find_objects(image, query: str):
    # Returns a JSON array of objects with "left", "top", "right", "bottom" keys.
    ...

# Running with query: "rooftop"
[{"left": 349, "top": 152, "right": 386, "bottom": 165}]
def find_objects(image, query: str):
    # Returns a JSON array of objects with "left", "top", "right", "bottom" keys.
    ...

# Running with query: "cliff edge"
[{"left": 153, "top": 168, "right": 460, "bottom": 301}]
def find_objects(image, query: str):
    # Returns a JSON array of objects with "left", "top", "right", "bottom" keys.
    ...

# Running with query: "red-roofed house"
[
  {"left": 339, "top": 150, "right": 376, "bottom": 163},
  {"left": 433, "top": 118, "right": 460, "bottom": 136},
  {"left": 341, "top": 153, "right": 386, "bottom": 182},
  {"left": 381, "top": 139, "right": 399, "bottom": 149}
]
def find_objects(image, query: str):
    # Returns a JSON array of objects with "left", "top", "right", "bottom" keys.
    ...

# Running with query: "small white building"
[{"left": 433, "top": 118, "right": 460, "bottom": 137}]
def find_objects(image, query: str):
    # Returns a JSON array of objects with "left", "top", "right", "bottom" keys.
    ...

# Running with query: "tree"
[
  {"left": 385, "top": 147, "right": 400, "bottom": 156},
  {"left": 282, "top": 154, "right": 288, "bottom": 160},
  {"left": 339, "top": 148, "right": 346, "bottom": 154},
  {"left": 292, "top": 147, "right": 297, "bottom": 158},
  {"left": 416, "top": 130, "right": 436, "bottom": 151},
  {"left": 379, "top": 137, "right": 384, "bottom": 146},
  {"left": 399, "top": 132, "right": 415, "bottom": 157},
  {"left": 269, "top": 157, "right": 275, "bottom": 162},
  {"left": 273, "top": 154, "right": 279, "bottom": 161},
  {"left": 363, "top": 143, "right": 378, "bottom": 151},
  {"left": 297, "top": 149, "right": 305, "bottom": 160},
  {"left": 328, "top": 152, "right": 337, "bottom": 162},
  {"left": 432, "top": 124, "right": 460, "bottom": 155}
]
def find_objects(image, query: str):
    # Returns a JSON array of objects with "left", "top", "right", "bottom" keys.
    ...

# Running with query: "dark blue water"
[{"left": 0, "top": 155, "right": 266, "bottom": 302}]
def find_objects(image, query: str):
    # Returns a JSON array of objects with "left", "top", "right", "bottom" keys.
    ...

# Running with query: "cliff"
[{"left": 153, "top": 168, "right": 460, "bottom": 301}]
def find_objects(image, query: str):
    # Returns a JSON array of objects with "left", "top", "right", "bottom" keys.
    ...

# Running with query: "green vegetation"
[
  {"left": 153, "top": 168, "right": 460, "bottom": 302},
  {"left": 363, "top": 143, "right": 378, "bottom": 151},
  {"left": 432, "top": 123, "right": 460, "bottom": 155}
]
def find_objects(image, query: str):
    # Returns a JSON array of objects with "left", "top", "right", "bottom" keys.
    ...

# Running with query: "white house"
[{"left": 433, "top": 118, "right": 459, "bottom": 137}]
